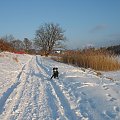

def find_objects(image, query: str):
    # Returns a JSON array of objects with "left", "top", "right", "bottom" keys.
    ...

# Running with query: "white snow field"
[{"left": 0, "top": 52, "right": 120, "bottom": 120}]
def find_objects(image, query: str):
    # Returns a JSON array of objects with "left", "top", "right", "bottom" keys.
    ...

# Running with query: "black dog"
[{"left": 51, "top": 67, "right": 59, "bottom": 79}]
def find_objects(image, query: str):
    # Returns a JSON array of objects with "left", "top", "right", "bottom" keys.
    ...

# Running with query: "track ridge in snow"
[
  {"left": 0, "top": 63, "right": 27, "bottom": 115},
  {"left": 0, "top": 81, "right": 20, "bottom": 114},
  {"left": 0, "top": 57, "right": 33, "bottom": 116},
  {"left": 50, "top": 80, "right": 78, "bottom": 120}
]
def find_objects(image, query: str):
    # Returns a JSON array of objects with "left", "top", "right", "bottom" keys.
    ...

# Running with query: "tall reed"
[{"left": 57, "top": 49, "right": 120, "bottom": 71}]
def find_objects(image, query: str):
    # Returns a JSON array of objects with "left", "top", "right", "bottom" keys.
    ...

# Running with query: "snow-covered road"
[{"left": 0, "top": 53, "right": 120, "bottom": 120}]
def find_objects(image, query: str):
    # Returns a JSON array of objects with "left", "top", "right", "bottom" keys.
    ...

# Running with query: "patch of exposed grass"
[{"left": 13, "top": 57, "right": 19, "bottom": 62}]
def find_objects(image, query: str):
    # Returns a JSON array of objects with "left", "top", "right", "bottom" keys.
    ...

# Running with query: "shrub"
[{"left": 0, "top": 39, "right": 14, "bottom": 52}]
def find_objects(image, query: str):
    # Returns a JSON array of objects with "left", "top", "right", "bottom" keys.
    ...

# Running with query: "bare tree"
[
  {"left": 10, "top": 39, "right": 24, "bottom": 51},
  {"left": 23, "top": 38, "right": 32, "bottom": 52},
  {"left": 2, "top": 34, "right": 15, "bottom": 42},
  {"left": 34, "top": 23, "right": 66, "bottom": 55},
  {"left": 0, "top": 38, "right": 14, "bottom": 52}
]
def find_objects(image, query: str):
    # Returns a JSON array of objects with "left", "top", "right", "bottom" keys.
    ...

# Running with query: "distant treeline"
[
  {"left": 0, "top": 37, "right": 35, "bottom": 54},
  {"left": 1, "top": 35, "right": 120, "bottom": 56},
  {"left": 106, "top": 45, "right": 120, "bottom": 55}
]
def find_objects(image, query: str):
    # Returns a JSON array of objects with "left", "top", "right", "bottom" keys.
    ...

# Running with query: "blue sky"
[{"left": 0, "top": 0, "right": 120, "bottom": 49}]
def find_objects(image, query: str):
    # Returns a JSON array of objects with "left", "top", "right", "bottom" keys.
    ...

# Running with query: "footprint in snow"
[
  {"left": 102, "top": 110, "right": 116, "bottom": 119},
  {"left": 106, "top": 93, "right": 117, "bottom": 102},
  {"left": 81, "top": 92, "right": 86, "bottom": 96},
  {"left": 109, "top": 97, "right": 117, "bottom": 102},
  {"left": 88, "top": 98, "right": 96, "bottom": 109},
  {"left": 116, "top": 82, "right": 120, "bottom": 86},
  {"left": 106, "top": 93, "right": 111, "bottom": 97},
  {"left": 114, "top": 106, "right": 120, "bottom": 112},
  {"left": 103, "top": 85, "right": 109, "bottom": 90}
]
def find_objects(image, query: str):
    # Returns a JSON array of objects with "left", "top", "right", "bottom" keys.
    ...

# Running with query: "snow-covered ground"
[{"left": 0, "top": 52, "right": 120, "bottom": 120}]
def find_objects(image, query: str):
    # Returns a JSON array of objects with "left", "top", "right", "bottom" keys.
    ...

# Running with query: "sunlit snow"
[{"left": 0, "top": 52, "right": 120, "bottom": 120}]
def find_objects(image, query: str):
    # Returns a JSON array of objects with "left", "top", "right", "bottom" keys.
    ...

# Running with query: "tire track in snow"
[
  {"left": 6, "top": 57, "right": 49, "bottom": 120},
  {"left": 10, "top": 58, "right": 34, "bottom": 113},
  {"left": 46, "top": 84, "right": 62, "bottom": 120},
  {"left": 0, "top": 62, "right": 29, "bottom": 115},
  {"left": 0, "top": 57, "right": 33, "bottom": 117},
  {"left": 14, "top": 64, "right": 44, "bottom": 119},
  {"left": 36, "top": 56, "right": 62, "bottom": 119},
  {"left": 50, "top": 80, "right": 78, "bottom": 120},
  {"left": 0, "top": 81, "right": 20, "bottom": 114},
  {"left": 36, "top": 56, "right": 78, "bottom": 120},
  {"left": 36, "top": 56, "right": 69, "bottom": 119}
]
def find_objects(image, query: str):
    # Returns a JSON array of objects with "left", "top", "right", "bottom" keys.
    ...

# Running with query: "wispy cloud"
[{"left": 90, "top": 24, "right": 108, "bottom": 33}]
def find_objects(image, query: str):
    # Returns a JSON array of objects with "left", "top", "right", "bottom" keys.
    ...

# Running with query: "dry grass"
[
  {"left": 13, "top": 57, "right": 19, "bottom": 62},
  {"left": 53, "top": 49, "right": 120, "bottom": 71}
]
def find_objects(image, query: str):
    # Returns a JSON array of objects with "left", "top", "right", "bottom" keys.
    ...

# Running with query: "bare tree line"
[
  {"left": 0, "top": 23, "right": 66, "bottom": 55},
  {"left": 0, "top": 35, "right": 33, "bottom": 53}
]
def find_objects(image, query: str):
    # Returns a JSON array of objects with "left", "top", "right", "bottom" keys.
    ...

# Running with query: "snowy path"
[{"left": 0, "top": 54, "right": 120, "bottom": 120}]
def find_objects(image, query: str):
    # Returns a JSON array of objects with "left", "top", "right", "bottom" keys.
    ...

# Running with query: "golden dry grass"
[{"left": 53, "top": 49, "right": 120, "bottom": 71}]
